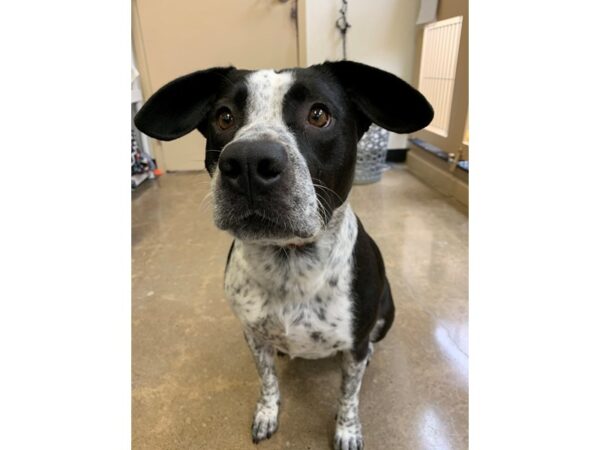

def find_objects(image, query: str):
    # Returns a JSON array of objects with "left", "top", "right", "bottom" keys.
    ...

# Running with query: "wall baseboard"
[
  {"left": 406, "top": 147, "right": 469, "bottom": 207},
  {"left": 386, "top": 148, "right": 409, "bottom": 163}
]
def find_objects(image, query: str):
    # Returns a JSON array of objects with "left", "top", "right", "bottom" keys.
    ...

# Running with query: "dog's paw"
[
  {"left": 334, "top": 425, "right": 364, "bottom": 450},
  {"left": 251, "top": 402, "right": 279, "bottom": 444}
]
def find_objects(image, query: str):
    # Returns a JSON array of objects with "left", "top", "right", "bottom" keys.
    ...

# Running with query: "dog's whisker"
[
  {"left": 198, "top": 191, "right": 214, "bottom": 214},
  {"left": 314, "top": 193, "right": 329, "bottom": 226},
  {"left": 313, "top": 180, "right": 344, "bottom": 205}
]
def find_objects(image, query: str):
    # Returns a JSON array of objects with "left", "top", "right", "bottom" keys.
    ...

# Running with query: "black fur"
[
  {"left": 316, "top": 61, "right": 434, "bottom": 134},
  {"left": 350, "top": 217, "right": 395, "bottom": 360},
  {"left": 134, "top": 67, "right": 237, "bottom": 141}
]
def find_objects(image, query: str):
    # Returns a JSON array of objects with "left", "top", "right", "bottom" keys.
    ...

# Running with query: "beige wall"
[{"left": 298, "top": 0, "right": 420, "bottom": 149}]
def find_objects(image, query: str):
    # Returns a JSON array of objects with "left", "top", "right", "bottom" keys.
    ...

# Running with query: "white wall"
[{"left": 300, "top": 0, "right": 420, "bottom": 149}]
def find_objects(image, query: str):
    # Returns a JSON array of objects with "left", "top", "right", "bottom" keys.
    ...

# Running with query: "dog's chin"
[{"left": 216, "top": 211, "right": 319, "bottom": 245}]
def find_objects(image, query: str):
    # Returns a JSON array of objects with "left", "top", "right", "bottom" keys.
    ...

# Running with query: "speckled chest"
[{"left": 224, "top": 208, "right": 358, "bottom": 359}]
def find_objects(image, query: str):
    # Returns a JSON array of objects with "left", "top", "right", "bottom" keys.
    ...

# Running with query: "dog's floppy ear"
[
  {"left": 318, "top": 60, "right": 433, "bottom": 134},
  {"left": 134, "top": 66, "right": 235, "bottom": 141}
]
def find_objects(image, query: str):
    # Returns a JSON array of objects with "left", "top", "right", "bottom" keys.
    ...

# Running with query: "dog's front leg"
[
  {"left": 334, "top": 348, "right": 370, "bottom": 450},
  {"left": 244, "top": 330, "right": 280, "bottom": 444}
]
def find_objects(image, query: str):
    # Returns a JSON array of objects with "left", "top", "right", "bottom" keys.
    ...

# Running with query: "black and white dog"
[{"left": 135, "top": 61, "right": 433, "bottom": 450}]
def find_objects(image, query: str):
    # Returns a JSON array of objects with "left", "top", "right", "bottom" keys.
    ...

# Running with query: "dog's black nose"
[{"left": 218, "top": 140, "right": 288, "bottom": 203}]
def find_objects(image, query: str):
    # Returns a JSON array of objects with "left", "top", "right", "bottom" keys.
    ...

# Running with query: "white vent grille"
[{"left": 418, "top": 16, "right": 463, "bottom": 137}]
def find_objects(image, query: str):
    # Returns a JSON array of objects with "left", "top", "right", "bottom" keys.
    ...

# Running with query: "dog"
[{"left": 135, "top": 60, "right": 433, "bottom": 450}]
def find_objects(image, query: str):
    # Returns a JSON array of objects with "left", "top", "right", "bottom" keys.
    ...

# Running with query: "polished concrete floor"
[{"left": 132, "top": 165, "right": 468, "bottom": 450}]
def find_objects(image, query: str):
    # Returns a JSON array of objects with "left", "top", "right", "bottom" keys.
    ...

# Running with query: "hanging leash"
[{"left": 336, "top": 0, "right": 351, "bottom": 60}]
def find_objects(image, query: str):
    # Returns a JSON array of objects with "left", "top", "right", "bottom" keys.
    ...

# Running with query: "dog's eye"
[
  {"left": 217, "top": 108, "right": 235, "bottom": 130},
  {"left": 308, "top": 104, "right": 331, "bottom": 128}
]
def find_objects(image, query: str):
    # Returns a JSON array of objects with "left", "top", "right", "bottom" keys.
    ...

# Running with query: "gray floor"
[{"left": 132, "top": 165, "right": 468, "bottom": 449}]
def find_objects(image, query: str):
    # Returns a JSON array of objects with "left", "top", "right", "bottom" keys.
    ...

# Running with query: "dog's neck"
[{"left": 234, "top": 203, "right": 357, "bottom": 269}]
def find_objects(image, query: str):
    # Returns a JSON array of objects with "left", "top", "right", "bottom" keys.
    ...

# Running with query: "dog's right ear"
[{"left": 134, "top": 66, "right": 235, "bottom": 141}]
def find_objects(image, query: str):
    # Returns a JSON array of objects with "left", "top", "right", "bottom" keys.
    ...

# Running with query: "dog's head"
[{"left": 135, "top": 61, "right": 433, "bottom": 244}]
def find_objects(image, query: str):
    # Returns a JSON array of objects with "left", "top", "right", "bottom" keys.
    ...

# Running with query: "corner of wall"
[{"left": 297, "top": 0, "right": 308, "bottom": 67}]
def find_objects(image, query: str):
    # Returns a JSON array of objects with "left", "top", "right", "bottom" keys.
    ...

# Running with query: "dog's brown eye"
[
  {"left": 308, "top": 105, "right": 331, "bottom": 128},
  {"left": 217, "top": 108, "right": 235, "bottom": 130}
]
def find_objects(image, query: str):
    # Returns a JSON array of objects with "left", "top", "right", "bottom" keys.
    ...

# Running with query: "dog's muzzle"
[{"left": 213, "top": 138, "right": 319, "bottom": 242}]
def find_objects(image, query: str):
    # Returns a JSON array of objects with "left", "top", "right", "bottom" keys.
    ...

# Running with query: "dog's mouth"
[
  {"left": 219, "top": 209, "right": 315, "bottom": 242},
  {"left": 237, "top": 211, "right": 286, "bottom": 231}
]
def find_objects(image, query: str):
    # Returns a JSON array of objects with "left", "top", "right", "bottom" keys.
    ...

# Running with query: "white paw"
[
  {"left": 334, "top": 425, "right": 364, "bottom": 450},
  {"left": 251, "top": 402, "right": 279, "bottom": 444}
]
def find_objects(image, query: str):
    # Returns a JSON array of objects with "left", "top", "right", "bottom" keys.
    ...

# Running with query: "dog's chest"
[
  {"left": 236, "top": 281, "right": 354, "bottom": 359},
  {"left": 224, "top": 213, "right": 357, "bottom": 359}
]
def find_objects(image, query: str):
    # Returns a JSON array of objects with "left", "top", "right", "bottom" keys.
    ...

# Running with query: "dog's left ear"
[
  {"left": 318, "top": 60, "right": 434, "bottom": 134},
  {"left": 134, "top": 66, "right": 235, "bottom": 141}
]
